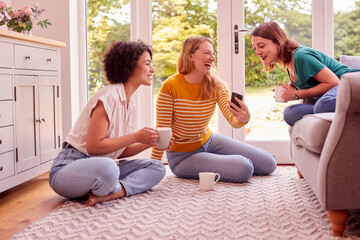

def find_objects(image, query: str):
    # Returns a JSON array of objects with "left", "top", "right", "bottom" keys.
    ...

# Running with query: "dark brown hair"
[
  {"left": 251, "top": 21, "right": 299, "bottom": 72},
  {"left": 103, "top": 40, "right": 152, "bottom": 84}
]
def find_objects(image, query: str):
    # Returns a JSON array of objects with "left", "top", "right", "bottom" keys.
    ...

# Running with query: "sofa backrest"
[{"left": 340, "top": 55, "right": 360, "bottom": 69}]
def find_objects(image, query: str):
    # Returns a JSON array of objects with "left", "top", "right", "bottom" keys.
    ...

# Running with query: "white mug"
[
  {"left": 199, "top": 172, "right": 221, "bottom": 191},
  {"left": 274, "top": 86, "right": 287, "bottom": 103},
  {"left": 156, "top": 127, "right": 172, "bottom": 150}
]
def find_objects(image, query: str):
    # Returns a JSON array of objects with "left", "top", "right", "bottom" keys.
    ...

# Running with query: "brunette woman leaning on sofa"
[
  {"left": 151, "top": 36, "right": 276, "bottom": 183},
  {"left": 49, "top": 41, "right": 171, "bottom": 206},
  {"left": 251, "top": 21, "right": 360, "bottom": 126}
]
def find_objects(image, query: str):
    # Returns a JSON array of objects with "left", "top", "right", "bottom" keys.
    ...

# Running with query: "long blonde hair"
[{"left": 177, "top": 36, "right": 226, "bottom": 99}]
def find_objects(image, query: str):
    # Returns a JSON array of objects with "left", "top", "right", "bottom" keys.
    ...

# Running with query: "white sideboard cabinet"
[{"left": 0, "top": 30, "right": 66, "bottom": 193}]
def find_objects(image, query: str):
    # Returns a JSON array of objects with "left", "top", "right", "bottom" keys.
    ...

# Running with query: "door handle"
[
  {"left": 234, "top": 25, "right": 251, "bottom": 54},
  {"left": 234, "top": 25, "right": 239, "bottom": 54}
]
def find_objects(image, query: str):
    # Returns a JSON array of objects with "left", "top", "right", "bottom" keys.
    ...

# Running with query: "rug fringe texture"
[{"left": 11, "top": 167, "right": 360, "bottom": 240}]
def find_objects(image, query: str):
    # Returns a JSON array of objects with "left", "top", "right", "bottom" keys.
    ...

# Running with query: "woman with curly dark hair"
[{"left": 49, "top": 41, "right": 171, "bottom": 206}]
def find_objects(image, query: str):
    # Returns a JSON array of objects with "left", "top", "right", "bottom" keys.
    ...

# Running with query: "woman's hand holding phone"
[
  {"left": 231, "top": 92, "right": 243, "bottom": 109},
  {"left": 228, "top": 92, "right": 250, "bottom": 124}
]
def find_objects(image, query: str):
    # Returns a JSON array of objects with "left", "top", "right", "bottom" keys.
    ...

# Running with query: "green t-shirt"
[{"left": 292, "top": 45, "right": 359, "bottom": 90}]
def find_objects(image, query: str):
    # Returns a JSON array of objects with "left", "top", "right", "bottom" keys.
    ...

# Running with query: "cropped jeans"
[
  {"left": 166, "top": 133, "right": 277, "bottom": 183},
  {"left": 283, "top": 86, "right": 338, "bottom": 126},
  {"left": 49, "top": 146, "right": 166, "bottom": 199}
]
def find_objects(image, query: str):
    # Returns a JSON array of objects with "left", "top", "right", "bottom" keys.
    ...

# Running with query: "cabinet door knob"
[
  {"left": 47, "top": 58, "right": 52, "bottom": 62},
  {"left": 0, "top": 166, "right": 3, "bottom": 171},
  {"left": 41, "top": 118, "right": 46, "bottom": 122},
  {"left": 0, "top": 139, "right": 2, "bottom": 144},
  {"left": 25, "top": 55, "right": 31, "bottom": 60},
  {"left": 0, "top": 112, "right": 2, "bottom": 117},
  {"left": 35, "top": 119, "right": 41, "bottom": 123}
]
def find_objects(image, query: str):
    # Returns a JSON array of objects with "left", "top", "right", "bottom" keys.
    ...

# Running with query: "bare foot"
[
  {"left": 86, "top": 193, "right": 97, "bottom": 206},
  {"left": 86, "top": 188, "right": 126, "bottom": 206}
]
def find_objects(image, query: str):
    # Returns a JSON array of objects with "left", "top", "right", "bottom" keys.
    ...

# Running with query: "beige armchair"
[{"left": 289, "top": 57, "right": 360, "bottom": 237}]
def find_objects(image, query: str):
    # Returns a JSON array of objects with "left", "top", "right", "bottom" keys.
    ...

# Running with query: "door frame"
[{"left": 130, "top": 0, "right": 153, "bottom": 159}]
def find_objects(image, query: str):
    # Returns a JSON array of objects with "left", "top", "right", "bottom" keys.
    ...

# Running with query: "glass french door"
[{"left": 219, "top": 0, "right": 312, "bottom": 164}]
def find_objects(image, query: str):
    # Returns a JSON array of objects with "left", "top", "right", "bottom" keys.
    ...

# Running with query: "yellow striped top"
[{"left": 151, "top": 73, "right": 245, "bottom": 160}]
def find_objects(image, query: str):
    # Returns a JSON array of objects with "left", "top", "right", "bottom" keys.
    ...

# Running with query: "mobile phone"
[{"left": 231, "top": 92, "right": 243, "bottom": 109}]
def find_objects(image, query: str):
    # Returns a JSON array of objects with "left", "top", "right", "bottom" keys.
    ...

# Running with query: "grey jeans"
[
  {"left": 166, "top": 133, "right": 277, "bottom": 183},
  {"left": 49, "top": 146, "right": 166, "bottom": 198}
]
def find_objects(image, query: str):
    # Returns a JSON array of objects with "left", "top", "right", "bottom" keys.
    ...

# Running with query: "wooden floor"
[
  {"left": 0, "top": 164, "right": 294, "bottom": 240},
  {"left": 0, "top": 172, "right": 66, "bottom": 240}
]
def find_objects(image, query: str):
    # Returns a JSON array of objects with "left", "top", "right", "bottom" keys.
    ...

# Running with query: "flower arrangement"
[{"left": 0, "top": 2, "right": 51, "bottom": 33}]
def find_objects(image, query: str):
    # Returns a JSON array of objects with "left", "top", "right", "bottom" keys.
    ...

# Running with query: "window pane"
[
  {"left": 87, "top": 0, "right": 130, "bottom": 98},
  {"left": 151, "top": 0, "right": 218, "bottom": 132},
  {"left": 244, "top": 0, "right": 312, "bottom": 140},
  {"left": 334, "top": 0, "right": 360, "bottom": 59}
]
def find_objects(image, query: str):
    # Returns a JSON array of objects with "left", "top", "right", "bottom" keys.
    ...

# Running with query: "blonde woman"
[{"left": 151, "top": 36, "right": 276, "bottom": 183}]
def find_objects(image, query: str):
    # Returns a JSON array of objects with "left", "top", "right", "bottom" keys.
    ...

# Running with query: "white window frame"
[
  {"left": 312, "top": 0, "right": 334, "bottom": 57},
  {"left": 130, "top": 0, "right": 153, "bottom": 158}
]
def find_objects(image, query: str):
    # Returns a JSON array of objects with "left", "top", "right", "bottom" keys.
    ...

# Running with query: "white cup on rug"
[
  {"left": 156, "top": 127, "right": 172, "bottom": 150},
  {"left": 199, "top": 172, "right": 221, "bottom": 191},
  {"left": 274, "top": 86, "right": 287, "bottom": 103}
]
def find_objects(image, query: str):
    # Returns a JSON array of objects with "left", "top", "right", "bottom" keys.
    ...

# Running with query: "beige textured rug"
[{"left": 11, "top": 166, "right": 360, "bottom": 240}]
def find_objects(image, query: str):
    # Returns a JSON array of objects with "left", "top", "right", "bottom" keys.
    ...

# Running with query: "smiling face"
[
  {"left": 251, "top": 36, "right": 280, "bottom": 66},
  {"left": 132, "top": 51, "right": 154, "bottom": 86},
  {"left": 190, "top": 41, "right": 215, "bottom": 75}
]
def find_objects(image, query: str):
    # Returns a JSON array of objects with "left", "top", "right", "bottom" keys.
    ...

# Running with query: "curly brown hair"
[{"left": 103, "top": 40, "right": 152, "bottom": 84}]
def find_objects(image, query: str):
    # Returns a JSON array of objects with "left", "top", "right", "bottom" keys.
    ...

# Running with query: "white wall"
[
  {"left": 12, "top": 0, "right": 86, "bottom": 139},
  {"left": 1, "top": 0, "right": 10, "bottom": 6}
]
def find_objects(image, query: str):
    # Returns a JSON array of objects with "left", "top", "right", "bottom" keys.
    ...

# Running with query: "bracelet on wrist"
[{"left": 294, "top": 90, "right": 300, "bottom": 100}]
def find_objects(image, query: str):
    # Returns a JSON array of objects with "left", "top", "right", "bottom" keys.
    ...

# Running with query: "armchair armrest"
[{"left": 317, "top": 72, "right": 360, "bottom": 209}]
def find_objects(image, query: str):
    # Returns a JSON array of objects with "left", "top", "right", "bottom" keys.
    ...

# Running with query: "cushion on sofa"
[
  {"left": 340, "top": 55, "right": 360, "bottom": 69},
  {"left": 289, "top": 113, "right": 334, "bottom": 154}
]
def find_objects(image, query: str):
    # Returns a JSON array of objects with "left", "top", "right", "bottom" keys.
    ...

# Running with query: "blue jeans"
[
  {"left": 49, "top": 147, "right": 166, "bottom": 198},
  {"left": 166, "top": 133, "right": 277, "bottom": 183},
  {"left": 283, "top": 86, "right": 338, "bottom": 126}
]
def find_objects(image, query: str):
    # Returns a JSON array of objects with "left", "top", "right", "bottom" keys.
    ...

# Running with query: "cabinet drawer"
[
  {"left": 14, "top": 45, "right": 59, "bottom": 71},
  {"left": 0, "top": 75, "right": 13, "bottom": 100},
  {"left": 0, "top": 151, "right": 15, "bottom": 181},
  {"left": 0, "top": 101, "right": 13, "bottom": 126},
  {"left": 0, "top": 126, "right": 14, "bottom": 153},
  {"left": 0, "top": 41, "right": 12, "bottom": 69}
]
